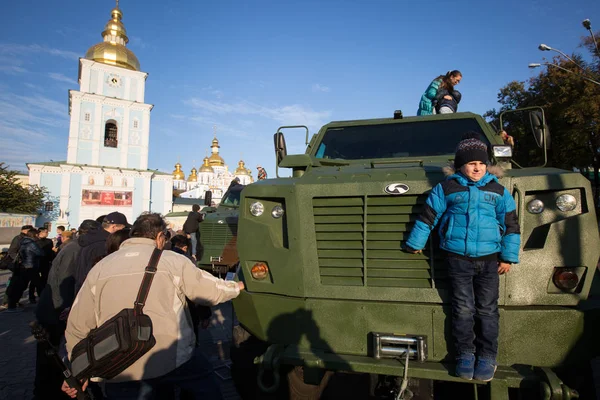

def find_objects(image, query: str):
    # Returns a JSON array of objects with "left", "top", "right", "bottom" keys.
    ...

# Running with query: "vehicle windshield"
[
  {"left": 220, "top": 187, "right": 243, "bottom": 207},
  {"left": 315, "top": 119, "right": 488, "bottom": 160}
]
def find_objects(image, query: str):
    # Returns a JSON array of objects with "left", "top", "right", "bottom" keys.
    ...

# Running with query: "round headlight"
[
  {"left": 527, "top": 199, "right": 544, "bottom": 214},
  {"left": 250, "top": 201, "right": 264, "bottom": 217},
  {"left": 556, "top": 194, "right": 577, "bottom": 212},
  {"left": 271, "top": 205, "right": 284, "bottom": 218}
]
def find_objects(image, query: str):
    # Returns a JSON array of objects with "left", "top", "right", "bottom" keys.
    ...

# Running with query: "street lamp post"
[
  {"left": 582, "top": 19, "right": 600, "bottom": 59},
  {"left": 528, "top": 63, "right": 600, "bottom": 86},
  {"left": 538, "top": 43, "right": 585, "bottom": 70}
]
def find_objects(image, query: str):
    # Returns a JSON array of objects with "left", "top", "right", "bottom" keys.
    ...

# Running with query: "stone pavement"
[{"left": 0, "top": 270, "right": 241, "bottom": 400}]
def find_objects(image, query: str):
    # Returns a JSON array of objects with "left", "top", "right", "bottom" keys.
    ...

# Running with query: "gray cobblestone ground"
[{"left": 0, "top": 270, "right": 240, "bottom": 400}]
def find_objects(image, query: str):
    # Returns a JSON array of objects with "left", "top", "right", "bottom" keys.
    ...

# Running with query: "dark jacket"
[
  {"left": 36, "top": 240, "right": 82, "bottom": 326},
  {"left": 183, "top": 211, "right": 203, "bottom": 235},
  {"left": 406, "top": 170, "right": 521, "bottom": 263},
  {"left": 436, "top": 89, "right": 462, "bottom": 113},
  {"left": 7, "top": 233, "right": 25, "bottom": 260},
  {"left": 19, "top": 237, "right": 43, "bottom": 269},
  {"left": 74, "top": 227, "right": 110, "bottom": 294},
  {"left": 38, "top": 237, "right": 55, "bottom": 269}
]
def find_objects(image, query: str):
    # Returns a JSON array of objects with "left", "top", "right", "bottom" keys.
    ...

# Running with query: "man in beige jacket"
[{"left": 62, "top": 213, "right": 244, "bottom": 399}]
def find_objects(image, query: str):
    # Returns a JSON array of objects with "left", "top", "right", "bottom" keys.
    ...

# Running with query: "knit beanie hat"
[{"left": 454, "top": 132, "right": 488, "bottom": 169}]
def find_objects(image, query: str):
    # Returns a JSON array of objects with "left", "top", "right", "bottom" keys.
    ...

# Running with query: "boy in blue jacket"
[{"left": 405, "top": 133, "right": 520, "bottom": 382}]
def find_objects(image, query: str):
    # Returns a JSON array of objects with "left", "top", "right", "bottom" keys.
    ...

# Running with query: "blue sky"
[{"left": 1, "top": 0, "right": 599, "bottom": 179}]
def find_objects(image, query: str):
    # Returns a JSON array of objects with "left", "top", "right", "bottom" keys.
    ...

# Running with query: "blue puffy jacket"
[
  {"left": 417, "top": 79, "right": 441, "bottom": 116},
  {"left": 405, "top": 171, "right": 521, "bottom": 263}
]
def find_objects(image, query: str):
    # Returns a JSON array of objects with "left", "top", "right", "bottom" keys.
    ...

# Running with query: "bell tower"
[{"left": 66, "top": 1, "right": 153, "bottom": 170}]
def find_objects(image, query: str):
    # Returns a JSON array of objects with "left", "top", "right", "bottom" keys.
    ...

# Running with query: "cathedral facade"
[
  {"left": 28, "top": 4, "right": 172, "bottom": 232},
  {"left": 172, "top": 137, "right": 253, "bottom": 205}
]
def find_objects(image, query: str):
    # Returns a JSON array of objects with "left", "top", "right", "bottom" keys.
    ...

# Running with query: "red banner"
[{"left": 82, "top": 190, "right": 132, "bottom": 206}]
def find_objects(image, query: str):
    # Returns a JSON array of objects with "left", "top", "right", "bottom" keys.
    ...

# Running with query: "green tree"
[
  {"left": 486, "top": 32, "right": 600, "bottom": 199},
  {"left": 0, "top": 162, "right": 48, "bottom": 214}
]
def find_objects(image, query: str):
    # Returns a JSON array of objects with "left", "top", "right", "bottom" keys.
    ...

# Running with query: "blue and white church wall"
[{"left": 28, "top": 163, "right": 173, "bottom": 235}]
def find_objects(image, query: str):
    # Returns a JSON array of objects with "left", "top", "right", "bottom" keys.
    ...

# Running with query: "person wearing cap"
[
  {"left": 74, "top": 212, "right": 130, "bottom": 295},
  {"left": 404, "top": 132, "right": 521, "bottom": 382},
  {"left": 33, "top": 220, "right": 97, "bottom": 399}
]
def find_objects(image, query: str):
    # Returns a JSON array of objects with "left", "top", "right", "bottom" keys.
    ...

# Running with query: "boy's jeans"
[
  {"left": 190, "top": 233, "right": 198, "bottom": 258},
  {"left": 447, "top": 257, "right": 499, "bottom": 360}
]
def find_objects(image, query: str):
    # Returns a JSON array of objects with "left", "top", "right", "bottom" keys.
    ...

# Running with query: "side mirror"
[
  {"left": 274, "top": 131, "right": 287, "bottom": 165},
  {"left": 529, "top": 111, "right": 551, "bottom": 149},
  {"left": 204, "top": 190, "right": 212, "bottom": 206}
]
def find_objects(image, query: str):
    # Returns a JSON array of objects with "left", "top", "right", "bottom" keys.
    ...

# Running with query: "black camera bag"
[{"left": 70, "top": 248, "right": 163, "bottom": 380}]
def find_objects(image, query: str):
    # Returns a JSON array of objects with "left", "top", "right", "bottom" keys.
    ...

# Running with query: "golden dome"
[
  {"left": 85, "top": 5, "right": 140, "bottom": 71},
  {"left": 208, "top": 136, "right": 225, "bottom": 166},
  {"left": 172, "top": 162, "right": 185, "bottom": 180},
  {"left": 208, "top": 153, "right": 225, "bottom": 167},
  {"left": 188, "top": 167, "right": 198, "bottom": 182},
  {"left": 235, "top": 160, "right": 250, "bottom": 175},
  {"left": 199, "top": 157, "right": 214, "bottom": 173}
]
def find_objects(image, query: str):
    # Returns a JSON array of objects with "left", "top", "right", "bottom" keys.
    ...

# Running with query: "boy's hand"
[
  {"left": 406, "top": 248, "right": 422, "bottom": 254},
  {"left": 498, "top": 262, "right": 511, "bottom": 275},
  {"left": 443, "top": 95, "right": 452, "bottom": 100}
]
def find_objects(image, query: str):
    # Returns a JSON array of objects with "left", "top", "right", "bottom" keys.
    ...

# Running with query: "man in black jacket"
[
  {"left": 34, "top": 220, "right": 96, "bottom": 400},
  {"left": 74, "top": 212, "right": 129, "bottom": 294},
  {"left": 183, "top": 204, "right": 203, "bottom": 260},
  {"left": 37, "top": 227, "right": 55, "bottom": 289},
  {"left": 1, "top": 225, "right": 33, "bottom": 310}
]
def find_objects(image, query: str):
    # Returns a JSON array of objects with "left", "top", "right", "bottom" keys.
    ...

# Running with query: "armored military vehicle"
[
  {"left": 198, "top": 184, "right": 244, "bottom": 275},
  {"left": 231, "top": 111, "right": 600, "bottom": 399}
]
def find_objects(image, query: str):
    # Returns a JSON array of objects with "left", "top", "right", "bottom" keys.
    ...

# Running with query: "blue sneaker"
[
  {"left": 473, "top": 357, "right": 497, "bottom": 382},
  {"left": 455, "top": 353, "right": 475, "bottom": 380}
]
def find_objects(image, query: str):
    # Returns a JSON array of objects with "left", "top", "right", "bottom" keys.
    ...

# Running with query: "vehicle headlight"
[
  {"left": 250, "top": 201, "right": 264, "bottom": 217},
  {"left": 271, "top": 205, "right": 284, "bottom": 218},
  {"left": 527, "top": 199, "right": 544, "bottom": 214},
  {"left": 556, "top": 194, "right": 577, "bottom": 212}
]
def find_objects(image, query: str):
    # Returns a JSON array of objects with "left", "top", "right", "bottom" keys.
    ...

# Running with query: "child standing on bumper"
[{"left": 405, "top": 134, "right": 521, "bottom": 382}]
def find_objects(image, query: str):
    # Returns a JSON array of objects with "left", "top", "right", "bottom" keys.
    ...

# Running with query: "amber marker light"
[{"left": 251, "top": 262, "right": 269, "bottom": 280}]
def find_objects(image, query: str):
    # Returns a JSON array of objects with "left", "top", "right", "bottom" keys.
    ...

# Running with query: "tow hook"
[
  {"left": 254, "top": 344, "right": 282, "bottom": 393},
  {"left": 538, "top": 367, "right": 579, "bottom": 400}
]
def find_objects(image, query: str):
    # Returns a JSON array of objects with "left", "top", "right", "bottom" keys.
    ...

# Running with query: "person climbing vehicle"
[{"left": 417, "top": 70, "right": 462, "bottom": 116}]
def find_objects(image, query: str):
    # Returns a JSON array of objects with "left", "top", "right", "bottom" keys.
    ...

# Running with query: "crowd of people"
[{"left": 1, "top": 210, "right": 243, "bottom": 399}]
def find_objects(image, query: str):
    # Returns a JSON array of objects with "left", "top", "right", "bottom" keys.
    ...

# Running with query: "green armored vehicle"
[
  {"left": 232, "top": 111, "right": 600, "bottom": 399},
  {"left": 197, "top": 184, "right": 244, "bottom": 275}
]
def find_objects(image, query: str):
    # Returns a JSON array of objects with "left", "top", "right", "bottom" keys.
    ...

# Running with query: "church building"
[
  {"left": 27, "top": 3, "right": 172, "bottom": 232},
  {"left": 172, "top": 136, "right": 254, "bottom": 205}
]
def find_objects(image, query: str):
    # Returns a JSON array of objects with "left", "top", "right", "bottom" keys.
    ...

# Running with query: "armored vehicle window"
[
  {"left": 221, "top": 187, "right": 243, "bottom": 207},
  {"left": 316, "top": 119, "right": 488, "bottom": 160}
]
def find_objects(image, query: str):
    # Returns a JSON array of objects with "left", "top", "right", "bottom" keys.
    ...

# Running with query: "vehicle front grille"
[
  {"left": 201, "top": 221, "right": 237, "bottom": 246},
  {"left": 313, "top": 196, "right": 445, "bottom": 288}
]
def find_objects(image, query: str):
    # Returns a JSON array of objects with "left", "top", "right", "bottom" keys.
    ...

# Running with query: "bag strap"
[{"left": 134, "top": 248, "right": 163, "bottom": 315}]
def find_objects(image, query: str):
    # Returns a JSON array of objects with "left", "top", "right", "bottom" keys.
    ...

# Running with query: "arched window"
[{"left": 104, "top": 120, "right": 118, "bottom": 148}]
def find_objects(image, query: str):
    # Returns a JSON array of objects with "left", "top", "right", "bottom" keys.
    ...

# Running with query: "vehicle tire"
[{"left": 287, "top": 366, "right": 333, "bottom": 400}]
